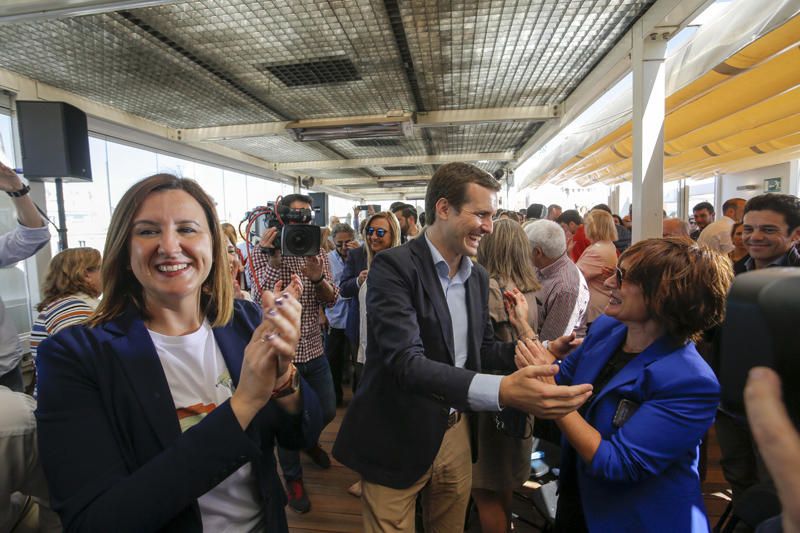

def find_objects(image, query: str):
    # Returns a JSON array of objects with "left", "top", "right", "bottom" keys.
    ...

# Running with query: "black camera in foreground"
[
  {"left": 247, "top": 204, "right": 321, "bottom": 257},
  {"left": 719, "top": 268, "right": 800, "bottom": 426}
]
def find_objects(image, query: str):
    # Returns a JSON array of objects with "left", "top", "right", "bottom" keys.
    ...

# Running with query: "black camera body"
[
  {"left": 719, "top": 268, "right": 800, "bottom": 426},
  {"left": 249, "top": 204, "right": 321, "bottom": 257}
]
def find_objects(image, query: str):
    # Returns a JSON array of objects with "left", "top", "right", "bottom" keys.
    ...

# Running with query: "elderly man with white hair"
[
  {"left": 525, "top": 220, "right": 590, "bottom": 341},
  {"left": 663, "top": 217, "right": 690, "bottom": 238}
]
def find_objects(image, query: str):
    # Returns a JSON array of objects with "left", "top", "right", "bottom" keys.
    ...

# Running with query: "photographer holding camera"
[{"left": 251, "top": 194, "right": 339, "bottom": 514}]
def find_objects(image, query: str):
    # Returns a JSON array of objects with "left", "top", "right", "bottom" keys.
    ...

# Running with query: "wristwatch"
[
  {"left": 271, "top": 364, "right": 299, "bottom": 399},
  {"left": 6, "top": 183, "right": 30, "bottom": 197}
]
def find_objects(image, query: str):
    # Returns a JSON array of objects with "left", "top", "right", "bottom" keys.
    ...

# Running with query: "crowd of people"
[{"left": 1, "top": 158, "right": 798, "bottom": 532}]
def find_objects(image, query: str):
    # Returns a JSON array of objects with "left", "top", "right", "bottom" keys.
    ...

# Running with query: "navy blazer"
[
  {"left": 35, "top": 299, "right": 322, "bottom": 533},
  {"left": 333, "top": 235, "right": 515, "bottom": 489},
  {"left": 339, "top": 244, "right": 367, "bottom": 345},
  {"left": 557, "top": 315, "right": 719, "bottom": 532}
]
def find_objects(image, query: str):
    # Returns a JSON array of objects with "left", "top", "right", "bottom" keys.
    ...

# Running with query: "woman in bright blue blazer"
[
  {"left": 515, "top": 237, "right": 733, "bottom": 532},
  {"left": 36, "top": 174, "right": 322, "bottom": 532}
]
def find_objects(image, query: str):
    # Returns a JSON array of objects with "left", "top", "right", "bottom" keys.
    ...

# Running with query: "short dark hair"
[
  {"left": 526, "top": 203, "right": 547, "bottom": 220},
  {"left": 418, "top": 211, "right": 426, "bottom": 227},
  {"left": 744, "top": 193, "right": 800, "bottom": 232},
  {"left": 620, "top": 238, "right": 733, "bottom": 343},
  {"left": 556, "top": 209, "right": 583, "bottom": 226},
  {"left": 389, "top": 201, "right": 406, "bottom": 212},
  {"left": 693, "top": 201, "right": 714, "bottom": 214},
  {"left": 547, "top": 204, "right": 562, "bottom": 213},
  {"left": 425, "top": 163, "right": 500, "bottom": 225},
  {"left": 280, "top": 194, "right": 313, "bottom": 208},
  {"left": 392, "top": 204, "right": 418, "bottom": 223},
  {"left": 591, "top": 203, "right": 612, "bottom": 214}
]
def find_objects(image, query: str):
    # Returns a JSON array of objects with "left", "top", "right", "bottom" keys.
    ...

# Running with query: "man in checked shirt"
[{"left": 251, "top": 194, "right": 339, "bottom": 514}]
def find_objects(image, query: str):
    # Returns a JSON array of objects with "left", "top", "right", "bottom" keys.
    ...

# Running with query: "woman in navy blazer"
[
  {"left": 35, "top": 174, "right": 322, "bottom": 532},
  {"left": 515, "top": 237, "right": 733, "bottom": 532}
]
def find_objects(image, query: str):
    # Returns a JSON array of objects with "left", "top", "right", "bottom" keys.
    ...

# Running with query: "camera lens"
[{"left": 281, "top": 225, "right": 321, "bottom": 256}]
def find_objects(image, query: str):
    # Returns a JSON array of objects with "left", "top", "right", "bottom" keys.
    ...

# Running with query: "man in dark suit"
[{"left": 333, "top": 162, "right": 593, "bottom": 532}]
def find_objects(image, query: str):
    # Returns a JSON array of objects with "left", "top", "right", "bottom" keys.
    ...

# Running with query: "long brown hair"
[
  {"left": 477, "top": 219, "right": 540, "bottom": 293},
  {"left": 37, "top": 247, "right": 102, "bottom": 311},
  {"left": 89, "top": 174, "right": 233, "bottom": 327}
]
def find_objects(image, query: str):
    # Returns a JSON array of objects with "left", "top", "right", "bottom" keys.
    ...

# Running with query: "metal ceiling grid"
[
  {"left": 364, "top": 164, "right": 436, "bottom": 176},
  {"left": 400, "top": 0, "right": 654, "bottom": 110},
  {"left": 428, "top": 122, "right": 540, "bottom": 154},
  {"left": 0, "top": 14, "right": 279, "bottom": 128},
  {"left": 213, "top": 135, "right": 335, "bottom": 163},
  {"left": 132, "top": 0, "right": 416, "bottom": 119},
  {"left": 324, "top": 137, "right": 430, "bottom": 159},
  {"left": 296, "top": 168, "right": 372, "bottom": 180}
]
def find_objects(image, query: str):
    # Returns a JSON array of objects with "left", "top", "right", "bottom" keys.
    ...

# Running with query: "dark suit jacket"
[
  {"left": 557, "top": 315, "right": 719, "bottom": 532},
  {"left": 35, "top": 300, "right": 322, "bottom": 533},
  {"left": 339, "top": 244, "right": 367, "bottom": 345},
  {"left": 332, "top": 235, "right": 515, "bottom": 489}
]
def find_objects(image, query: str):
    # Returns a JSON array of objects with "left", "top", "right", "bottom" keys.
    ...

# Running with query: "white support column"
[
  {"left": 788, "top": 159, "right": 799, "bottom": 196},
  {"left": 609, "top": 185, "right": 621, "bottom": 215},
  {"left": 631, "top": 23, "right": 668, "bottom": 243},
  {"left": 678, "top": 179, "right": 689, "bottom": 220},
  {"left": 714, "top": 173, "right": 724, "bottom": 214}
]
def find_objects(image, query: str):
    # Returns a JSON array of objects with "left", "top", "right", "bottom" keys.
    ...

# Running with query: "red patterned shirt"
[{"left": 251, "top": 247, "right": 338, "bottom": 363}]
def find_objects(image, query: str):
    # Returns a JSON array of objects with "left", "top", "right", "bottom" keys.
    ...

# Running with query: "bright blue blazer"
[
  {"left": 556, "top": 315, "right": 719, "bottom": 532},
  {"left": 35, "top": 299, "right": 322, "bottom": 532}
]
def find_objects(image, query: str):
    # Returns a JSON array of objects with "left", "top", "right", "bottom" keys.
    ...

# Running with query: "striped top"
[
  {"left": 30, "top": 293, "right": 99, "bottom": 358},
  {"left": 534, "top": 253, "right": 590, "bottom": 341}
]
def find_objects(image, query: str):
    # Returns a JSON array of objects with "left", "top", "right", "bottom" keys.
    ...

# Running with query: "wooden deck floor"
[{"left": 286, "top": 392, "right": 732, "bottom": 532}]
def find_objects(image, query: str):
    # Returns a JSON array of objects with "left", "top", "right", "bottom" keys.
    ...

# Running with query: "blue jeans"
[{"left": 277, "top": 354, "right": 336, "bottom": 481}]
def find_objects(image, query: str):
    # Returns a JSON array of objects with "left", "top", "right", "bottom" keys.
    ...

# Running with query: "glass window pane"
[
  {"left": 194, "top": 163, "right": 225, "bottom": 220},
  {"left": 222, "top": 170, "right": 249, "bottom": 228},
  {"left": 107, "top": 142, "right": 158, "bottom": 208},
  {"left": 156, "top": 153, "right": 194, "bottom": 179},
  {"left": 0, "top": 111, "right": 33, "bottom": 334}
]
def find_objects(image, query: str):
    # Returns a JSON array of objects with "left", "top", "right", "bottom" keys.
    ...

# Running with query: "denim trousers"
[{"left": 277, "top": 354, "right": 337, "bottom": 481}]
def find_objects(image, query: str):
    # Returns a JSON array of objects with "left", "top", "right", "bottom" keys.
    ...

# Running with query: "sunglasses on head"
[
  {"left": 367, "top": 227, "right": 388, "bottom": 238},
  {"left": 615, "top": 266, "right": 626, "bottom": 287}
]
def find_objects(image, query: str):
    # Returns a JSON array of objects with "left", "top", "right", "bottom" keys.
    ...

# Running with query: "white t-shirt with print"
[{"left": 148, "top": 321, "right": 263, "bottom": 532}]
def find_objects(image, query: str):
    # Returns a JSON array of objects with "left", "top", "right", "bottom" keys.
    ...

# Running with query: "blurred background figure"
[
  {"left": 472, "top": 218, "right": 540, "bottom": 533},
  {"left": 576, "top": 210, "right": 618, "bottom": 329},
  {"left": 663, "top": 217, "right": 690, "bottom": 238},
  {"left": 30, "top": 247, "right": 103, "bottom": 360},
  {"left": 729, "top": 222, "right": 748, "bottom": 264}
]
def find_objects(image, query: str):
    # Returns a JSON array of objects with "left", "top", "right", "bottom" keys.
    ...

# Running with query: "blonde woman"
[
  {"left": 30, "top": 247, "right": 102, "bottom": 358},
  {"left": 349, "top": 211, "right": 401, "bottom": 497},
  {"left": 577, "top": 209, "right": 619, "bottom": 325},
  {"left": 472, "top": 218, "right": 541, "bottom": 533}
]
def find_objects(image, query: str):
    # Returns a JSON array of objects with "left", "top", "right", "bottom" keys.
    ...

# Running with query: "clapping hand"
[
  {"left": 0, "top": 161, "right": 24, "bottom": 192},
  {"left": 273, "top": 273, "right": 303, "bottom": 300},
  {"left": 231, "top": 290, "right": 302, "bottom": 429}
]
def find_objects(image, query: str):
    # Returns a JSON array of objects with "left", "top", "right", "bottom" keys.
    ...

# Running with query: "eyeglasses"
[
  {"left": 615, "top": 266, "right": 626, "bottom": 287},
  {"left": 366, "top": 227, "right": 388, "bottom": 238},
  {"left": 334, "top": 240, "right": 352, "bottom": 248}
]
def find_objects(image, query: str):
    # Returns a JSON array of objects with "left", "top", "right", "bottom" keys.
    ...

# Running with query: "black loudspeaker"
[
  {"left": 309, "top": 192, "right": 328, "bottom": 226},
  {"left": 16, "top": 101, "right": 92, "bottom": 181}
]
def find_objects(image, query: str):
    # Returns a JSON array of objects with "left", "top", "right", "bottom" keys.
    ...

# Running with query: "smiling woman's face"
[
  {"left": 129, "top": 189, "right": 213, "bottom": 308},
  {"left": 367, "top": 217, "right": 393, "bottom": 253}
]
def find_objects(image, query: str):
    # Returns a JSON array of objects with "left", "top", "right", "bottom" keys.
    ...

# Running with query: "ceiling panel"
[
  {"left": 401, "top": 0, "right": 654, "bottom": 110},
  {"left": 130, "top": 0, "right": 415, "bottom": 119},
  {"left": 429, "top": 122, "right": 542, "bottom": 154},
  {"left": 212, "top": 135, "right": 335, "bottom": 162},
  {"left": 0, "top": 14, "right": 279, "bottom": 127}
]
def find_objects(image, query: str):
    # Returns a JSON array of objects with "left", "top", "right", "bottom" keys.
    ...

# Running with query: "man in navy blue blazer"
[{"left": 333, "top": 163, "right": 593, "bottom": 532}]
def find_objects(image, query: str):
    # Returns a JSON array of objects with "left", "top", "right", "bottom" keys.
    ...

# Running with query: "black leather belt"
[{"left": 447, "top": 411, "right": 462, "bottom": 429}]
